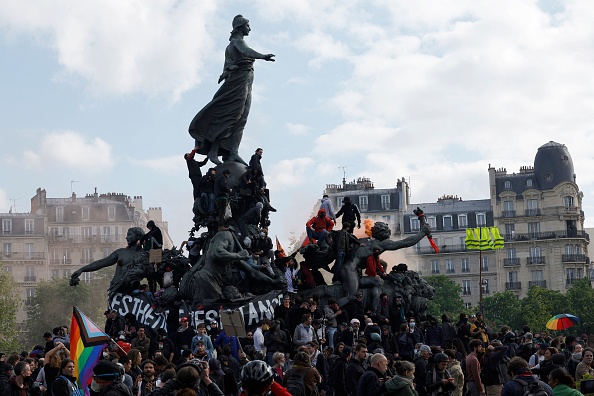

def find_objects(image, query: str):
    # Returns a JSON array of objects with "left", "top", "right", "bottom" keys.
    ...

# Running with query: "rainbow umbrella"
[{"left": 546, "top": 314, "right": 579, "bottom": 330}]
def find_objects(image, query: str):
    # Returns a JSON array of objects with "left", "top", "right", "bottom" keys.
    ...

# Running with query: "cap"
[
  {"left": 355, "top": 291, "right": 363, "bottom": 297},
  {"left": 2, "top": 363, "right": 14, "bottom": 373},
  {"left": 180, "top": 317, "right": 190, "bottom": 323},
  {"left": 370, "top": 333, "right": 381, "bottom": 342},
  {"left": 209, "top": 359, "right": 225, "bottom": 377},
  {"left": 524, "top": 332, "right": 533, "bottom": 340},
  {"left": 93, "top": 361, "right": 120, "bottom": 379},
  {"left": 340, "top": 322, "right": 348, "bottom": 327},
  {"left": 350, "top": 318, "right": 360, "bottom": 325},
  {"left": 539, "top": 343, "right": 549, "bottom": 349},
  {"left": 419, "top": 345, "right": 432, "bottom": 354}
]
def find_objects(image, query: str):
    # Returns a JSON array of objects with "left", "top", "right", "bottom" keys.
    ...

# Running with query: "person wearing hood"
[
  {"left": 425, "top": 316, "right": 445, "bottom": 349},
  {"left": 336, "top": 197, "right": 361, "bottom": 233},
  {"left": 320, "top": 194, "right": 336, "bottom": 221},
  {"left": 384, "top": 360, "right": 418, "bottom": 396},
  {"left": 140, "top": 221, "right": 163, "bottom": 250},
  {"left": 305, "top": 208, "right": 334, "bottom": 246}
]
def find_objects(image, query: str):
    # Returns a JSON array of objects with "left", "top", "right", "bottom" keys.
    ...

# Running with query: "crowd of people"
[{"left": 2, "top": 304, "right": 594, "bottom": 396}]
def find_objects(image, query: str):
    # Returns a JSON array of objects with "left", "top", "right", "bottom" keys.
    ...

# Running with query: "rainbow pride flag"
[{"left": 70, "top": 307, "right": 111, "bottom": 396}]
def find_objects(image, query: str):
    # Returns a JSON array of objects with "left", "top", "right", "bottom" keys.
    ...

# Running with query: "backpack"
[
  {"left": 512, "top": 378, "right": 550, "bottom": 396},
  {"left": 285, "top": 368, "right": 311, "bottom": 396}
]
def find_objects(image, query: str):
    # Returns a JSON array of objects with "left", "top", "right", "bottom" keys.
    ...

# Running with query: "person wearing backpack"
[
  {"left": 481, "top": 342, "right": 508, "bottom": 396},
  {"left": 283, "top": 352, "right": 321, "bottom": 396},
  {"left": 501, "top": 357, "right": 553, "bottom": 396}
]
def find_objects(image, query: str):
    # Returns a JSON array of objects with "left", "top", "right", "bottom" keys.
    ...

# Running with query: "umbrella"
[{"left": 546, "top": 314, "right": 580, "bottom": 330}]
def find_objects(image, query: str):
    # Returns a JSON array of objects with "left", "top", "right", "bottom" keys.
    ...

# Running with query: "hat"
[
  {"left": 2, "top": 363, "right": 14, "bottom": 373},
  {"left": 539, "top": 343, "right": 549, "bottom": 350},
  {"left": 209, "top": 359, "right": 224, "bottom": 377},
  {"left": 180, "top": 317, "right": 190, "bottom": 323},
  {"left": 180, "top": 348, "right": 192, "bottom": 358},
  {"left": 370, "top": 333, "right": 381, "bottom": 342},
  {"left": 340, "top": 322, "right": 348, "bottom": 327},
  {"left": 232, "top": 15, "right": 249, "bottom": 29},
  {"left": 524, "top": 332, "right": 533, "bottom": 340},
  {"left": 355, "top": 291, "right": 363, "bottom": 297},
  {"left": 350, "top": 318, "right": 360, "bottom": 325},
  {"left": 419, "top": 345, "right": 432, "bottom": 354},
  {"left": 93, "top": 361, "right": 120, "bottom": 379}
]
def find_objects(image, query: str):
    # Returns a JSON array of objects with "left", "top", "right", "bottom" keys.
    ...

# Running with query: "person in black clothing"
[
  {"left": 249, "top": 148, "right": 263, "bottom": 170},
  {"left": 140, "top": 221, "right": 163, "bottom": 250},
  {"left": 274, "top": 296, "right": 293, "bottom": 331},
  {"left": 331, "top": 346, "right": 352, "bottom": 396},
  {"left": 91, "top": 360, "right": 133, "bottom": 396},
  {"left": 335, "top": 197, "right": 361, "bottom": 233},
  {"left": 237, "top": 202, "right": 263, "bottom": 247},
  {"left": 264, "top": 320, "right": 288, "bottom": 366},
  {"left": 51, "top": 359, "right": 78, "bottom": 396},
  {"left": 214, "top": 169, "right": 231, "bottom": 229},
  {"left": 380, "top": 325, "right": 399, "bottom": 357},
  {"left": 425, "top": 353, "right": 456, "bottom": 396},
  {"left": 456, "top": 314, "right": 471, "bottom": 353},
  {"left": 4, "top": 361, "right": 33, "bottom": 396},
  {"left": 198, "top": 168, "right": 217, "bottom": 214},
  {"left": 184, "top": 148, "right": 209, "bottom": 200},
  {"left": 345, "top": 343, "right": 367, "bottom": 396}
]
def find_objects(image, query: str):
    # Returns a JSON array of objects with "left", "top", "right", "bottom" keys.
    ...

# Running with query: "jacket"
[
  {"left": 501, "top": 373, "right": 553, "bottom": 396},
  {"left": 345, "top": 359, "right": 366, "bottom": 396},
  {"left": 306, "top": 210, "right": 334, "bottom": 232},
  {"left": 184, "top": 152, "right": 208, "bottom": 179},
  {"left": 283, "top": 366, "right": 321, "bottom": 396},
  {"left": 357, "top": 367, "right": 384, "bottom": 396},
  {"left": 384, "top": 375, "right": 418, "bottom": 396},
  {"left": 447, "top": 361, "right": 464, "bottom": 396},
  {"left": 51, "top": 374, "right": 78, "bottom": 396},
  {"left": 3, "top": 377, "right": 32, "bottom": 396},
  {"left": 320, "top": 198, "right": 336, "bottom": 220},
  {"left": 365, "top": 255, "right": 385, "bottom": 277},
  {"left": 552, "top": 384, "right": 584, "bottom": 396},
  {"left": 336, "top": 203, "right": 361, "bottom": 226},
  {"left": 214, "top": 174, "right": 230, "bottom": 198}
]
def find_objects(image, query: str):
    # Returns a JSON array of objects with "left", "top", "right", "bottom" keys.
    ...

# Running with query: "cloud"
[
  {"left": 284, "top": 122, "right": 311, "bottom": 136},
  {"left": 0, "top": 1, "right": 219, "bottom": 99},
  {"left": 126, "top": 155, "right": 184, "bottom": 173},
  {"left": 266, "top": 157, "right": 315, "bottom": 187},
  {"left": 23, "top": 131, "right": 113, "bottom": 171}
]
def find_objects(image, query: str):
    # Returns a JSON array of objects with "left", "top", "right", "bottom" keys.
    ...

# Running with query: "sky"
[{"left": 2, "top": 0, "right": 594, "bottom": 248}]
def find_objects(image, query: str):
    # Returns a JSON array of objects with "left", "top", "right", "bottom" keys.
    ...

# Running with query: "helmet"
[
  {"left": 434, "top": 353, "right": 449, "bottom": 363},
  {"left": 241, "top": 360, "right": 274, "bottom": 384}
]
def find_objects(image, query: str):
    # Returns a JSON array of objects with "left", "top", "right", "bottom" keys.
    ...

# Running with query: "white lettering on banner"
[{"left": 108, "top": 290, "right": 284, "bottom": 330}]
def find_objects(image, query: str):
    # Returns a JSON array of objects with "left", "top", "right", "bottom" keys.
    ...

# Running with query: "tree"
[
  {"left": 424, "top": 275, "right": 465, "bottom": 318},
  {"left": 0, "top": 262, "right": 22, "bottom": 352},
  {"left": 482, "top": 291, "right": 522, "bottom": 330},
  {"left": 566, "top": 278, "right": 594, "bottom": 334},
  {"left": 521, "top": 285, "right": 565, "bottom": 332}
]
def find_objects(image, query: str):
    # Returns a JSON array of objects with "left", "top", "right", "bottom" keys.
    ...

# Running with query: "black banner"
[{"left": 109, "top": 290, "right": 284, "bottom": 330}]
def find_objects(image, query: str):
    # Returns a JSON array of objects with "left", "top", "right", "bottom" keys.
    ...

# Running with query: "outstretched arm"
[
  {"left": 232, "top": 39, "right": 275, "bottom": 61},
  {"left": 70, "top": 251, "right": 120, "bottom": 285},
  {"left": 380, "top": 229, "right": 428, "bottom": 251}
]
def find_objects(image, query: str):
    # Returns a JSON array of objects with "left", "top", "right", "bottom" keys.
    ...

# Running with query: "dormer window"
[
  {"left": 504, "top": 180, "right": 511, "bottom": 189},
  {"left": 526, "top": 179, "right": 533, "bottom": 187}
]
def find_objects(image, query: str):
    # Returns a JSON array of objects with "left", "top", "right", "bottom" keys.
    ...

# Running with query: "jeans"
[
  {"left": 201, "top": 192, "right": 215, "bottom": 213},
  {"left": 327, "top": 327, "right": 337, "bottom": 349},
  {"left": 306, "top": 228, "right": 328, "bottom": 245},
  {"left": 332, "top": 251, "right": 346, "bottom": 282}
]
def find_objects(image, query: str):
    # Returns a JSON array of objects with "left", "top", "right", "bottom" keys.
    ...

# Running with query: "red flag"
[{"left": 275, "top": 236, "right": 286, "bottom": 257}]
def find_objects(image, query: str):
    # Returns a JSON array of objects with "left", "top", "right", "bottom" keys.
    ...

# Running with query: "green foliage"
[
  {"left": 424, "top": 275, "right": 465, "bottom": 318},
  {"left": 0, "top": 262, "right": 22, "bottom": 352},
  {"left": 482, "top": 291, "right": 522, "bottom": 330},
  {"left": 521, "top": 285, "right": 565, "bottom": 332},
  {"left": 566, "top": 278, "right": 594, "bottom": 334}
]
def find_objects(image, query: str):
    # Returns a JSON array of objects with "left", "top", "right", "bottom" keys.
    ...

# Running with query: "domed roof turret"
[{"left": 533, "top": 141, "right": 574, "bottom": 189}]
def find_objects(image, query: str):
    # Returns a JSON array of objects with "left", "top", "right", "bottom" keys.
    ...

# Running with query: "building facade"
[
  {"left": 322, "top": 141, "right": 589, "bottom": 308},
  {"left": 1, "top": 188, "right": 173, "bottom": 324}
]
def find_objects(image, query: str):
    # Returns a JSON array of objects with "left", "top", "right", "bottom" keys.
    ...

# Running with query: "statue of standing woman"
[{"left": 189, "top": 15, "right": 275, "bottom": 166}]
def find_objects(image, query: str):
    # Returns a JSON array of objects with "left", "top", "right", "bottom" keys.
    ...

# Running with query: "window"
[
  {"left": 528, "top": 222, "right": 540, "bottom": 237},
  {"left": 63, "top": 269, "right": 71, "bottom": 278},
  {"left": 481, "top": 257, "right": 489, "bottom": 271},
  {"left": 82, "top": 248, "right": 93, "bottom": 263},
  {"left": 381, "top": 195, "right": 390, "bottom": 210},
  {"left": 382, "top": 215, "right": 391, "bottom": 225},
  {"left": 82, "top": 227, "right": 92, "bottom": 238},
  {"left": 25, "top": 266, "right": 35, "bottom": 282},
  {"left": 531, "top": 270, "right": 544, "bottom": 282},
  {"left": 427, "top": 216, "right": 437, "bottom": 229},
  {"left": 458, "top": 214, "right": 468, "bottom": 229},
  {"left": 565, "top": 244, "right": 574, "bottom": 255},
  {"left": 476, "top": 213, "right": 486, "bottom": 226},
  {"left": 446, "top": 259, "right": 455, "bottom": 273},
  {"left": 62, "top": 248, "right": 70, "bottom": 264},
  {"left": 575, "top": 244, "right": 581, "bottom": 254},
  {"left": 337, "top": 197, "right": 344, "bottom": 207},
  {"left": 82, "top": 272, "right": 92, "bottom": 284},
  {"left": 443, "top": 215, "right": 453, "bottom": 230},
  {"left": 25, "top": 219, "right": 34, "bottom": 234},
  {"left": 503, "top": 201, "right": 515, "bottom": 217},
  {"left": 103, "top": 226, "right": 112, "bottom": 242},
  {"left": 103, "top": 248, "right": 111, "bottom": 258},
  {"left": 82, "top": 206, "right": 90, "bottom": 221},
  {"left": 527, "top": 179, "right": 533, "bottom": 187},
  {"left": 464, "top": 302, "right": 472, "bottom": 309},
  {"left": 529, "top": 246, "right": 542, "bottom": 257},
  {"left": 567, "top": 268, "right": 577, "bottom": 283},
  {"left": 2, "top": 219, "right": 12, "bottom": 235},
  {"left": 25, "top": 243, "right": 35, "bottom": 259},
  {"left": 3, "top": 243, "right": 12, "bottom": 257},
  {"left": 462, "top": 280, "right": 471, "bottom": 295},
  {"left": 410, "top": 218, "right": 420, "bottom": 232},
  {"left": 108, "top": 206, "right": 116, "bottom": 221},
  {"left": 4, "top": 266, "right": 12, "bottom": 274},
  {"left": 563, "top": 196, "right": 574, "bottom": 208},
  {"left": 359, "top": 196, "right": 368, "bottom": 211},
  {"left": 26, "top": 289, "right": 35, "bottom": 305},
  {"left": 504, "top": 180, "right": 511, "bottom": 189},
  {"left": 505, "top": 223, "right": 515, "bottom": 238},
  {"left": 52, "top": 269, "right": 59, "bottom": 278},
  {"left": 431, "top": 260, "right": 440, "bottom": 274},
  {"left": 508, "top": 271, "right": 518, "bottom": 284},
  {"left": 507, "top": 248, "right": 516, "bottom": 259},
  {"left": 56, "top": 207, "right": 64, "bottom": 222},
  {"left": 461, "top": 258, "right": 470, "bottom": 273}
]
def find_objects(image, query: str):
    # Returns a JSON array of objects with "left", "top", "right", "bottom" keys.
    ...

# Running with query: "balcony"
[
  {"left": 1, "top": 252, "right": 45, "bottom": 260},
  {"left": 505, "top": 230, "right": 589, "bottom": 243},
  {"left": 481, "top": 288, "right": 490, "bottom": 295},
  {"left": 50, "top": 258, "right": 72, "bottom": 264},
  {"left": 431, "top": 270, "right": 440, "bottom": 274},
  {"left": 503, "top": 258, "right": 521, "bottom": 266},
  {"left": 462, "top": 268, "right": 470, "bottom": 273},
  {"left": 463, "top": 290, "right": 471, "bottom": 295},
  {"left": 529, "top": 280, "right": 547, "bottom": 288},
  {"left": 525, "top": 208, "right": 542, "bottom": 217},
  {"left": 24, "top": 275, "right": 37, "bottom": 282},
  {"left": 446, "top": 269, "right": 455, "bottom": 274},
  {"left": 416, "top": 244, "right": 467, "bottom": 255},
  {"left": 566, "top": 278, "right": 581, "bottom": 285},
  {"left": 502, "top": 210, "right": 516, "bottom": 218},
  {"left": 527, "top": 256, "right": 546, "bottom": 265},
  {"left": 505, "top": 282, "right": 522, "bottom": 290},
  {"left": 562, "top": 254, "right": 587, "bottom": 263}
]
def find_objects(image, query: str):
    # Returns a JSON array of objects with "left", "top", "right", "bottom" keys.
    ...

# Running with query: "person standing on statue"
[
  {"left": 214, "top": 169, "right": 232, "bottom": 229},
  {"left": 336, "top": 197, "right": 361, "bottom": 232},
  {"left": 184, "top": 147, "right": 209, "bottom": 200},
  {"left": 189, "top": 15, "right": 275, "bottom": 166}
]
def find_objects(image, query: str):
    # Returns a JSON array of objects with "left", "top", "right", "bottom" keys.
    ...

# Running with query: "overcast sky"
[{"left": 2, "top": 0, "right": 594, "bottom": 247}]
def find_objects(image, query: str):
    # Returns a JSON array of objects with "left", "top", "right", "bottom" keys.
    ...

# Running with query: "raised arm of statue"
[
  {"left": 70, "top": 252, "right": 120, "bottom": 286},
  {"left": 380, "top": 228, "right": 428, "bottom": 251},
  {"left": 231, "top": 38, "right": 275, "bottom": 61}
]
